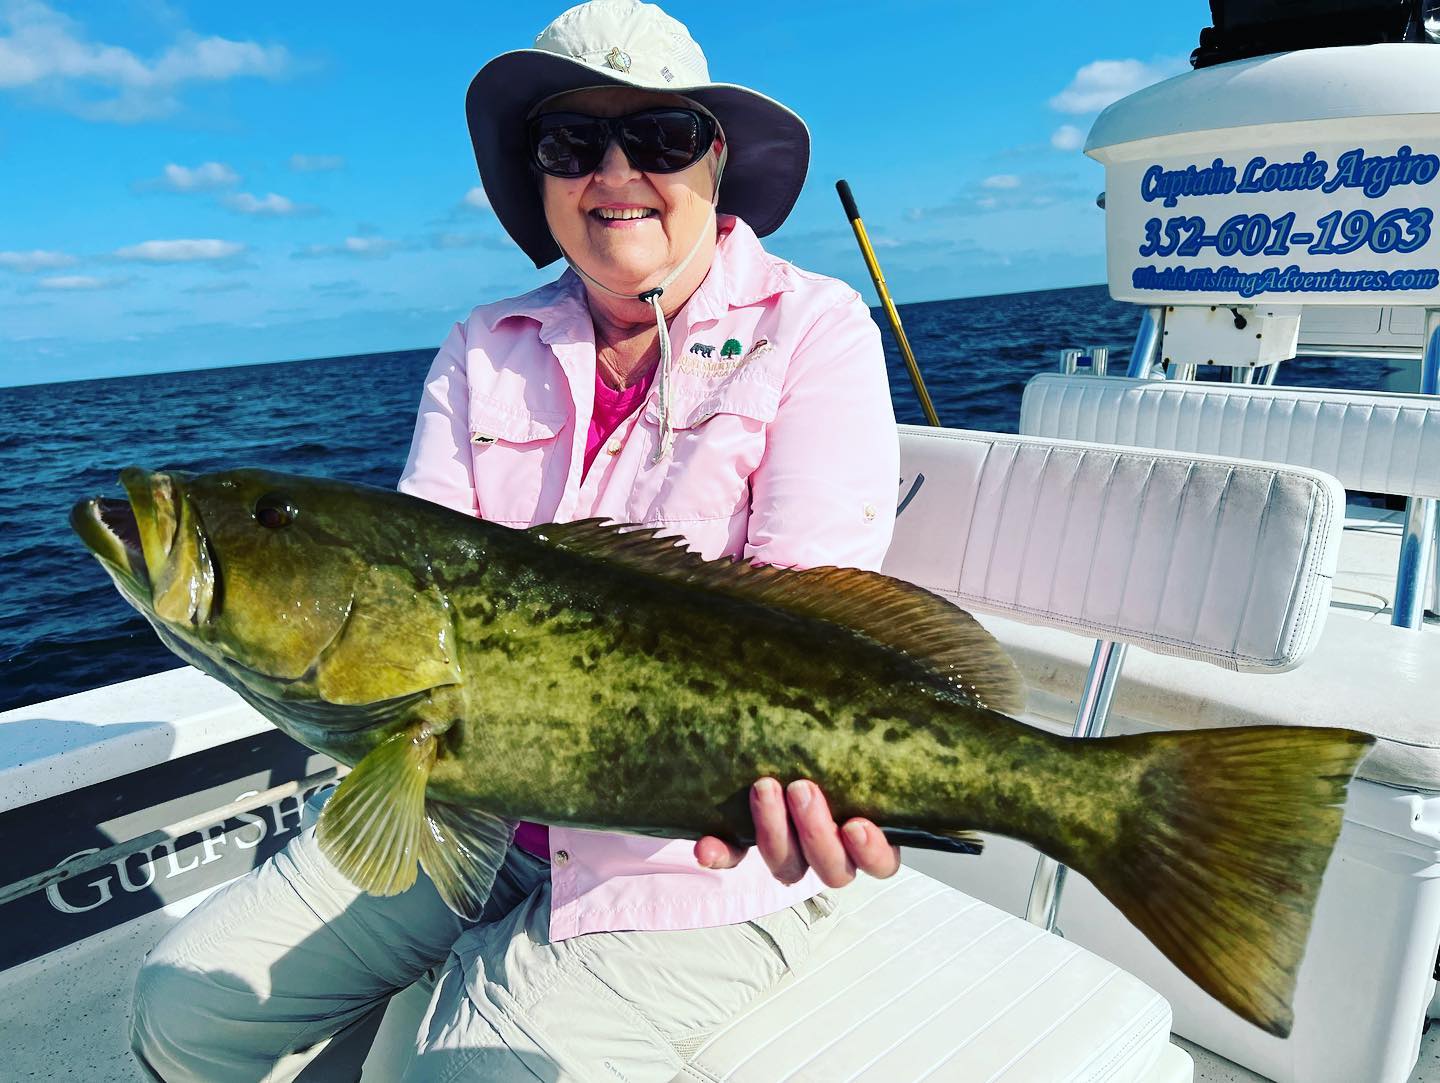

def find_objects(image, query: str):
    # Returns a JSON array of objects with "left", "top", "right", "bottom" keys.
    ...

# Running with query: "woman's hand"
[{"left": 693, "top": 778, "right": 901, "bottom": 888}]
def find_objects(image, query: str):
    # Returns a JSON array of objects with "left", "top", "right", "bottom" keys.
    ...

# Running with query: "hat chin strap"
[{"left": 558, "top": 144, "right": 728, "bottom": 464}]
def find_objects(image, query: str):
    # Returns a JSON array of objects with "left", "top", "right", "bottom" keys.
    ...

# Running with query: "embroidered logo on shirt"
[{"left": 679, "top": 336, "right": 774, "bottom": 376}]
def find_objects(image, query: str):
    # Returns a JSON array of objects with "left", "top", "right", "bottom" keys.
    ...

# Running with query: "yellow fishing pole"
[{"left": 836, "top": 179, "right": 941, "bottom": 427}]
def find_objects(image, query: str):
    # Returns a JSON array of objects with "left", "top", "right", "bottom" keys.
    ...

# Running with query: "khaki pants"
[{"left": 131, "top": 827, "right": 837, "bottom": 1082}]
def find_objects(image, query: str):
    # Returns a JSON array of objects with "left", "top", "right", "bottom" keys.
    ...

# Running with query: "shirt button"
[
  {"left": 605, "top": 439, "right": 622, "bottom": 456},
  {"left": 554, "top": 850, "right": 570, "bottom": 865},
  {"left": 863, "top": 503, "right": 877, "bottom": 521}
]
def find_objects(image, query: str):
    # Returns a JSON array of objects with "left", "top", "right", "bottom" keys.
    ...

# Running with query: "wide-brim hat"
[{"left": 466, "top": 0, "right": 810, "bottom": 269}]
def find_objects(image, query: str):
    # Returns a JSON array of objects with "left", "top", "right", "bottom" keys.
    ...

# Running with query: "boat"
[{"left": 4, "top": 2, "right": 1440, "bottom": 1079}]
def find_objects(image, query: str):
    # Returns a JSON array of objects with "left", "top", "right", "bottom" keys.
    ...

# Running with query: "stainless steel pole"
[
  {"left": 1392, "top": 308, "right": 1440, "bottom": 629},
  {"left": 1025, "top": 639, "right": 1129, "bottom": 931},
  {"left": 1126, "top": 307, "right": 1165, "bottom": 378}
]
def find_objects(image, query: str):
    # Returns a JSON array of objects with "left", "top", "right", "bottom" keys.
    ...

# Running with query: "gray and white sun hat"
[{"left": 465, "top": 0, "right": 811, "bottom": 270}]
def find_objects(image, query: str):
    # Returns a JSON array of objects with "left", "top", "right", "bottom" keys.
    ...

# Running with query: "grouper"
[{"left": 71, "top": 466, "right": 1374, "bottom": 1037}]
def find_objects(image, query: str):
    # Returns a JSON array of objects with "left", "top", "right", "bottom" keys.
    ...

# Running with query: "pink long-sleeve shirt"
[{"left": 398, "top": 215, "right": 899, "bottom": 940}]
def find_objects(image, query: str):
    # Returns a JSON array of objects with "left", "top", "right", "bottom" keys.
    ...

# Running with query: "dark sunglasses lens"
[
  {"left": 532, "top": 116, "right": 608, "bottom": 177},
  {"left": 620, "top": 111, "right": 708, "bottom": 173}
]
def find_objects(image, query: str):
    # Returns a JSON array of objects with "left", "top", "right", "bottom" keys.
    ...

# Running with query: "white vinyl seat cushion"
[
  {"left": 979, "top": 610, "right": 1440, "bottom": 792},
  {"left": 1019, "top": 374, "right": 1440, "bottom": 500},
  {"left": 688, "top": 867, "right": 1175, "bottom": 1083}
]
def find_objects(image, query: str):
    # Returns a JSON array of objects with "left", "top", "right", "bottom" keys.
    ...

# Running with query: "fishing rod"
[{"left": 836, "top": 179, "right": 941, "bottom": 427}]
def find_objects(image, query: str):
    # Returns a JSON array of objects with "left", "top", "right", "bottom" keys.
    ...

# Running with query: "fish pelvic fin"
[
  {"left": 525, "top": 519, "right": 1025, "bottom": 715},
  {"left": 317, "top": 725, "right": 436, "bottom": 896},
  {"left": 1081, "top": 725, "right": 1374, "bottom": 1038},
  {"left": 418, "top": 801, "right": 514, "bottom": 921}
]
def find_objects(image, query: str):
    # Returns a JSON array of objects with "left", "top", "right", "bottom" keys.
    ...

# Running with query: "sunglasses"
[{"left": 528, "top": 108, "right": 717, "bottom": 178}]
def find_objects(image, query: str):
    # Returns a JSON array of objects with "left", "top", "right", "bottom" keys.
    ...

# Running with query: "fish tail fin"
[{"left": 1073, "top": 725, "right": 1373, "bottom": 1038}]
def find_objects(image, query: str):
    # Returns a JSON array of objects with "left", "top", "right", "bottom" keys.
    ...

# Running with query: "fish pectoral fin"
[
  {"left": 418, "top": 801, "right": 515, "bottom": 921},
  {"left": 316, "top": 725, "right": 436, "bottom": 896},
  {"left": 880, "top": 827, "right": 986, "bottom": 855}
]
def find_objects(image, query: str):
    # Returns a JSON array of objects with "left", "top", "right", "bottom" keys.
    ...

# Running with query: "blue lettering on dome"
[
  {"left": 1140, "top": 158, "right": 1238, "bottom": 208},
  {"left": 1323, "top": 146, "right": 1440, "bottom": 199}
]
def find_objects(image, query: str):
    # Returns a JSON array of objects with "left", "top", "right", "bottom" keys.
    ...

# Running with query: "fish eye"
[{"left": 254, "top": 493, "right": 297, "bottom": 530}]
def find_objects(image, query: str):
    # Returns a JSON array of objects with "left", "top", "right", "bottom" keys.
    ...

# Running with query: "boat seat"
[
  {"left": 687, "top": 866, "right": 1188, "bottom": 1083},
  {"left": 884, "top": 424, "right": 1438, "bottom": 787},
  {"left": 1018, "top": 373, "right": 1440, "bottom": 622},
  {"left": 1017, "top": 375, "right": 1440, "bottom": 500}
]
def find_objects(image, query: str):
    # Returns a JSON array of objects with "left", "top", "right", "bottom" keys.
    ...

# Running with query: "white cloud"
[
  {"left": 224, "top": 191, "right": 302, "bottom": 216},
  {"left": 464, "top": 186, "right": 491, "bottom": 210},
  {"left": 182, "top": 279, "right": 247, "bottom": 294},
  {"left": 38, "top": 274, "right": 119, "bottom": 290},
  {"left": 1050, "top": 124, "right": 1085, "bottom": 152},
  {"left": 982, "top": 174, "right": 1022, "bottom": 190},
  {"left": 294, "top": 236, "right": 400, "bottom": 259},
  {"left": 1049, "top": 58, "right": 1187, "bottom": 115},
  {"left": 0, "top": 2, "right": 292, "bottom": 122},
  {"left": 114, "top": 238, "right": 245, "bottom": 262},
  {"left": 290, "top": 153, "right": 344, "bottom": 172},
  {"left": 154, "top": 161, "right": 238, "bottom": 191},
  {"left": 0, "top": 249, "right": 76, "bottom": 272}
]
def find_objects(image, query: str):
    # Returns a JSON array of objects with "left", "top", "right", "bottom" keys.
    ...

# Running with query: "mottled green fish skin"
[{"left": 321, "top": 494, "right": 1125, "bottom": 869}]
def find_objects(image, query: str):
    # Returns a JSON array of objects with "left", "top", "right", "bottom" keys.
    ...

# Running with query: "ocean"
[{"left": 0, "top": 284, "right": 1402, "bottom": 712}]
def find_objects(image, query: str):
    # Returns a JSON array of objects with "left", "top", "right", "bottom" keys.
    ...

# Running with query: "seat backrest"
[
  {"left": 882, "top": 427, "right": 1345, "bottom": 672},
  {"left": 1019, "top": 374, "right": 1440, "bottom": 499}
]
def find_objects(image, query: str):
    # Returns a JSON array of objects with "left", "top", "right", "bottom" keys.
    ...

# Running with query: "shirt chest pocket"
[
  {"left": 629, "top": 383, "right": 779, "bottom": 524},
  {"left": 467, "top": 393, "right": 569, "bottom": 527}
]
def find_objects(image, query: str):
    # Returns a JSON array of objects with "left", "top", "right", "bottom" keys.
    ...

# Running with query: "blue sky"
[{"left": 0, "top": 1, "right": 1209, "bottom": 386}]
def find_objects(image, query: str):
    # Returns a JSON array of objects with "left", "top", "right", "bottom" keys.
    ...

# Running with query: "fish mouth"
[
  {"left": 71, "top": 467, "right": 215, "bottom": 625},
  {"left": 71, "top": 494, "right": 151, "bottom": 597}
]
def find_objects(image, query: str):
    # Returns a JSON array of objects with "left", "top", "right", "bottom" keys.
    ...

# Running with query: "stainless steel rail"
[
  {"left": 1392, "top": 307, "right": 1440, "bottom": 630},
  {"left": 1024, "top": 640, "right": 1129, "bottom": 932}
]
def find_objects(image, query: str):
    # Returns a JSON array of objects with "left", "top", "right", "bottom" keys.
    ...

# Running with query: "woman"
[{"left": 132, "top": 2, "right": 902, "bottom": 1079}]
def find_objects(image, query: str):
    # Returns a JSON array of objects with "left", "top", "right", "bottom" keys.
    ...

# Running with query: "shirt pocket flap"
[
  {"left": 644, "top": 382, "right": 780, "bottom": 431},
  {"left": 468, "top": 392, "right": 567, "bottom": 445}
]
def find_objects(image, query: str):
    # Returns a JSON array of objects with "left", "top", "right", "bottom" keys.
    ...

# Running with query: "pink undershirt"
[{"left": 513, "top": 361, "right": 658, "bottom": 861}]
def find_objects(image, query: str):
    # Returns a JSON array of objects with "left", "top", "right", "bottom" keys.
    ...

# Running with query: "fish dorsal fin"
[
  {"left": 317, "top": 726, "right": 435, "bottom": 897},
  {"left": 525, "top": 520, "right": 1025, "bottom": 715}
]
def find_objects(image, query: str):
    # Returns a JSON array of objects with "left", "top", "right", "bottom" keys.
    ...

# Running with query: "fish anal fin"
[
  {"left": 524, "top": 520, "right": 1025, "bottom": 715},
  {"left": 881, "top": 826, "right": 986, "bottom": 856},
  {"left": 419, "top": 801, "right": 515, "bottom": 920},
  {"left": 316, "top": 726, "right": 435, "bottom": 896}
]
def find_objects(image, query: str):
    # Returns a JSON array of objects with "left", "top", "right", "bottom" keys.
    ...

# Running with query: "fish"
[{"left": 70, "top": 465, "right": 1374, "bottom": 1038}]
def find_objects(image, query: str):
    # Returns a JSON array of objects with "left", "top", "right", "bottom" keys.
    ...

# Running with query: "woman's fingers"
[
  {"left": 693, "top": 834, "right": 747, "bottom": 869},
  {"left": 694, "top": 779, "right": 901, "bottom": 887},
  {"left": 839, "top": 817, "right": 902, "bottom": 879},
  {"left": 752, "top": 777, "right": 807, "bottom": 884},
  {"left": 786, "top": 780, "right": 857, "bottom": 888}
]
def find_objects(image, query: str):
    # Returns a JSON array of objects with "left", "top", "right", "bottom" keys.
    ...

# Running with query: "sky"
[{"left": 0, "top": 0, "right": 1211, "bottom": 386}]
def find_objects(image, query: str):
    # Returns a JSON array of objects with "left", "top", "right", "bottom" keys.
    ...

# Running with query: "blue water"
[{"left": 0, "top": 284, "right": 1402, "bottom": 712}]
